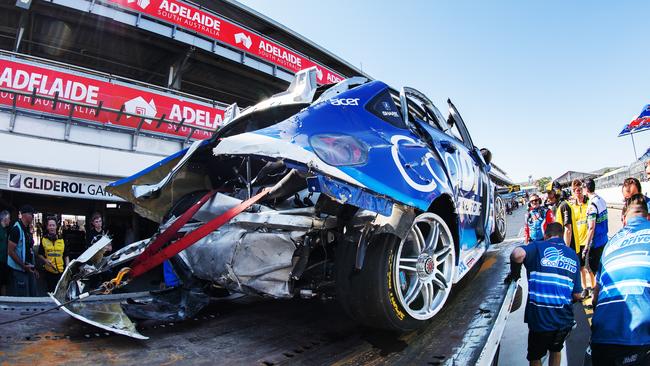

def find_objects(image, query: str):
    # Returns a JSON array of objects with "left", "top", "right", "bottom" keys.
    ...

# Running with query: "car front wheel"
[
  {"left": 336, "top": 212, "right": 456, "bottom": 331},
  {"left": 490, "top": 195, "right": 507, "bottom": 244}
]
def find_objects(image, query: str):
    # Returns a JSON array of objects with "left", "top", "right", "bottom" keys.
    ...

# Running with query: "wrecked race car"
[{"left": 52, "top": 67, "right": 507, "bottom": 339}]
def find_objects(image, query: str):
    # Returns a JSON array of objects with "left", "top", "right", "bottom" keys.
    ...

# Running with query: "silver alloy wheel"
[
  {"left": 495, "top": 196, "right": 507, "bottom": 238},
  {"left": 393, "top": 212, "right": 455, "bottom": 321}
]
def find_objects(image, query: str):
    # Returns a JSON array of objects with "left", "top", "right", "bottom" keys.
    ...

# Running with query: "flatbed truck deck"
[{"left": 0, "top": 242, "right": 520, "bottom": 366}]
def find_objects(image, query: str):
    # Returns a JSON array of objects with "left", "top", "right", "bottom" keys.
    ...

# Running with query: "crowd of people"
[
  {"left": 0, "top": 207, "right": 109, "bottom": 297},
  {"left": 509, "top": 176, "right": 649, "bottom": 366}
]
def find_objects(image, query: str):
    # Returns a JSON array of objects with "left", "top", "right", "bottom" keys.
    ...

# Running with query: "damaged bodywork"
[{"left": 53, "top": 67, "right": 507, "bottom": 338}]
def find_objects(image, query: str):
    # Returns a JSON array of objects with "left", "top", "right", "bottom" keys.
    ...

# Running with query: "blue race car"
[{"left": 52, "top": 68, "right": 507, "bottom": 338}]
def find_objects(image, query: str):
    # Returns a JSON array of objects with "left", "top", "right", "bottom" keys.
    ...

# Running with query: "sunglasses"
[{"left": 530, "top": 199, "right": 541, "bottom": 204}]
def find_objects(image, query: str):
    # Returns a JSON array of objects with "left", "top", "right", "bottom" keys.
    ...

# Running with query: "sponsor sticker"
[
  {"left": 540, "top": 247, "right": 577, "bottom": 273},
  {"left": 458, "top": 197, "right": 482, "bottom": 217},
  {"left": 330, "top": 98, "right": 360, "bottom": 106}
]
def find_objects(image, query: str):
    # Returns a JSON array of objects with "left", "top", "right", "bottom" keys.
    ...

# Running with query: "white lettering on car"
[
  {"left": 457, "top": 197, "right": 482, "bottom": 216},
  {"left": 330, "top": 98, "right": 360, "bottom": 106}
]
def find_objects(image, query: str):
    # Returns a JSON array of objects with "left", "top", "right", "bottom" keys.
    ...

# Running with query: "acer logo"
[{"left": 330, "top": 98, "right": 360, "bottom": 106}]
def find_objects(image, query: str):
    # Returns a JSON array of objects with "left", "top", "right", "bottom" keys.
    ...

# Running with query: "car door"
[
  {"left": 446, "top": 99, "right": 492, "bottom": 243},
  {"left": 397, "top": 88, "right": 484, "bottom": 251}
]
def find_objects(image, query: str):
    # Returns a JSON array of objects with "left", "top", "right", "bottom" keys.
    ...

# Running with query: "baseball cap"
[{"left": 19, "top": 204, "right": 35, "bottom": 215}]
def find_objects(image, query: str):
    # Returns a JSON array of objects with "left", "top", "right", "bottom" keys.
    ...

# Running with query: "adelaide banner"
[
  {"left": 0, "top": 57, "right": 225, "bottom": 140},
  {"left": 104, "top": 0, "right": 344, "bottom": 84}
]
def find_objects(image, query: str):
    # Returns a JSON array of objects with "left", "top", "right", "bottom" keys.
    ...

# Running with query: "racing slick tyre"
[
  {"left": 336, "top": 212, "right": 456, "bottom": 332},
  {"left": 490, "top": 195, "right": 507, "bottom": 244}
]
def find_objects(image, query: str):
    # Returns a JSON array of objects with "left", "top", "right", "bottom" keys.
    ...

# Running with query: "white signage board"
[{"left": 6, "top": 169, "right": 124, "bottom": 202}]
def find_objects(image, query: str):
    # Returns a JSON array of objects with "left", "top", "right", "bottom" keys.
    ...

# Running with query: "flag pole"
[{"left": 631, "top": 131, "right": 638, "bottom": 160}]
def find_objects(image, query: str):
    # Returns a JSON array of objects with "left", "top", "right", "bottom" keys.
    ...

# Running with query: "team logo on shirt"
[{"left": 540, "top": 247, "right": 577, "bottom": 273}]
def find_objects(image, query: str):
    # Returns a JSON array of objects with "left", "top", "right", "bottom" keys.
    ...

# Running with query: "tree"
[{"left": 536, "top": 176, "right": 552, "bottom": 192}]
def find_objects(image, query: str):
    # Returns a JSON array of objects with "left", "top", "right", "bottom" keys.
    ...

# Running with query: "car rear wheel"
[{"left": 336, "top": 212, "right": 456, "bottom": 331}]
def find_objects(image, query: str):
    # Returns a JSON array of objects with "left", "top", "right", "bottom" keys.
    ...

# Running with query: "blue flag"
[{"left": 619, "top": 104, "right": 650, "bottom": 136}]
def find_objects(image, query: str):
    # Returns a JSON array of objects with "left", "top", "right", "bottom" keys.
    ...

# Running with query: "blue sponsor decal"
[{"left": 540, "top": 247, "right": 577, "bottom": 273}]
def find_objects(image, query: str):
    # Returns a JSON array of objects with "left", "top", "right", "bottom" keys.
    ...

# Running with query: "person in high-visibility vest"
[
  {"left": 37, "top": 217, "right": 69, "bottom": 292},
  {"left": 556, "top": 179, "right": 590, "bottom": 297}
]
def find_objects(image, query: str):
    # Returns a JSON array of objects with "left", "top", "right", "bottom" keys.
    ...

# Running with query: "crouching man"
[{"left": 506, "top": 222, "right": 583, "bottom": 366}]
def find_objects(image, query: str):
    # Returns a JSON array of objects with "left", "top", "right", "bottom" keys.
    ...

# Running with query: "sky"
[{"left": 237, "top": 0, "right": 650, "bottom": 183}]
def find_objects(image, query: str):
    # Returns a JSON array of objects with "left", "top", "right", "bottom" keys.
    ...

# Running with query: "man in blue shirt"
[
  {"left": 590, "top": 194, "right": 650, "bottom": 366},
  {"left": 507, "top": 222, "right": 583, "bottom": 366},
  {"left": 583, "top": 178, "right": 608, "bottom": 289}
]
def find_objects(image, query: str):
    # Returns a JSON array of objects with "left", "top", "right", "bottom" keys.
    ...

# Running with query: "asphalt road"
[{"left": 499, "top": 205, "right": 623, "bottom": 366}]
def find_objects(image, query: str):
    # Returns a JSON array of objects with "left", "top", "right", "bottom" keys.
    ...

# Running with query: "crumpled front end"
[{"left": 54, "top": 70, "right": 433, "bottom": 338}]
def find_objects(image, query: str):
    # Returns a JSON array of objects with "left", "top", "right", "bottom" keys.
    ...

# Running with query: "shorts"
[
  {"left": 527, "top": 327, "right": 572, "bottom": 361},
  {"left": 7, "top": 268, "right": 38, "bottom": 297},
  {"left": 589, "top": 246, "right": 605, "bottom": 273},
  {"left": 0, "top": 261, "right": 7, "bottom": 287},
  {"left": 591, "top": 343, "right": 650, "bottom": 366},
  {"left": 579, "top": 245, "right": 587, "bottom": 267}
]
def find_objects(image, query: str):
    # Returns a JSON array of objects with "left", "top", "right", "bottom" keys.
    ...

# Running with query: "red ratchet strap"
[
  {"left": 128, "top": 188, "right": 270, "bottom": 279},
  {"left": 131, "top": 190, "right": 218, "bottom": 268}
]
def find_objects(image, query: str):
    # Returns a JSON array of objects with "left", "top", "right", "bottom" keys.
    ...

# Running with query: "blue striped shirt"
[
  {"left": 523, "top": 237, "right": 582, "bottom": 332},
  {"left": 591, "top": 217, "right": 650, "bottom": 345}
]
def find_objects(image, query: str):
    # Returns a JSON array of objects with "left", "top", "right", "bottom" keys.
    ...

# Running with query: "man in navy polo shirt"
[
  {"left": 507, "top": 222, "right": 583, "bottom": 366},
  {"left": 590, "top": 194, "right": 650, "bottom": 366}
]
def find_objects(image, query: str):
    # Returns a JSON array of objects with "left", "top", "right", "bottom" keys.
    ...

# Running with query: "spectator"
[
  {"left": 582, "top": 178, "right": 608, "bottom": 281},
  {"left": 590, "top": 194, "right": 650, "bottom": 365},
  {"left": 7, "top": 205, "right": 38, "bottom": 296},
  {"left": 0, "top": 210, "right": 10, "bottom": 295},
  {"left": 86, "top": 212, "right": 111, "bottom": 253},
  {"left": 621, "top": 177, "right": 650, "bottom": 221},
  {"left": 507, "top": 222, "right": 582, "bottom": 366},
  {"left": 557, "top": 179, "right": 591, "bottom": 295},
  {"left": 555, "top": 187, "right": 573, "bottom": 248},
  {"left": 646, "top": 161, "right": 650, "bottom": 181},
  {"left": 525, "top": 194, "right": 548, "bottom": 244},
  {"left": 544, "top": 187, "right": 563, "bottom": 223},
  {"left": 37, "top": 217, "right": 69, "bottom": 292}
]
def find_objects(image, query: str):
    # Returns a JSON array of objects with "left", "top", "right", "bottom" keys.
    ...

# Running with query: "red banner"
[
  {"left": 0, "top": 58, "right": 224, "bottom": 140},
  {"left": 105, "top": 0, "right": 345, "bottom": 84}
]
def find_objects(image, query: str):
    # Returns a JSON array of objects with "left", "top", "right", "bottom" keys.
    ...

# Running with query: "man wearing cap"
[
  {"left": 525, "top": 194, "right": 549, "bottom": 244},
  {"left": 7, "top": 205, "right": 39, "bottom": 296}
]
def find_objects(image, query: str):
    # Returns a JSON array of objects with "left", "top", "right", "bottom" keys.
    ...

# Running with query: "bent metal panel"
[{"left": 0, "top": 57, "right": 225, "bottom": 140}]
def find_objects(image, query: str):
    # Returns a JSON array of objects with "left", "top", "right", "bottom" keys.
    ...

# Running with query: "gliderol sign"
[{"left": 6, "top": 170, "right": 123, "bottom": 201}]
